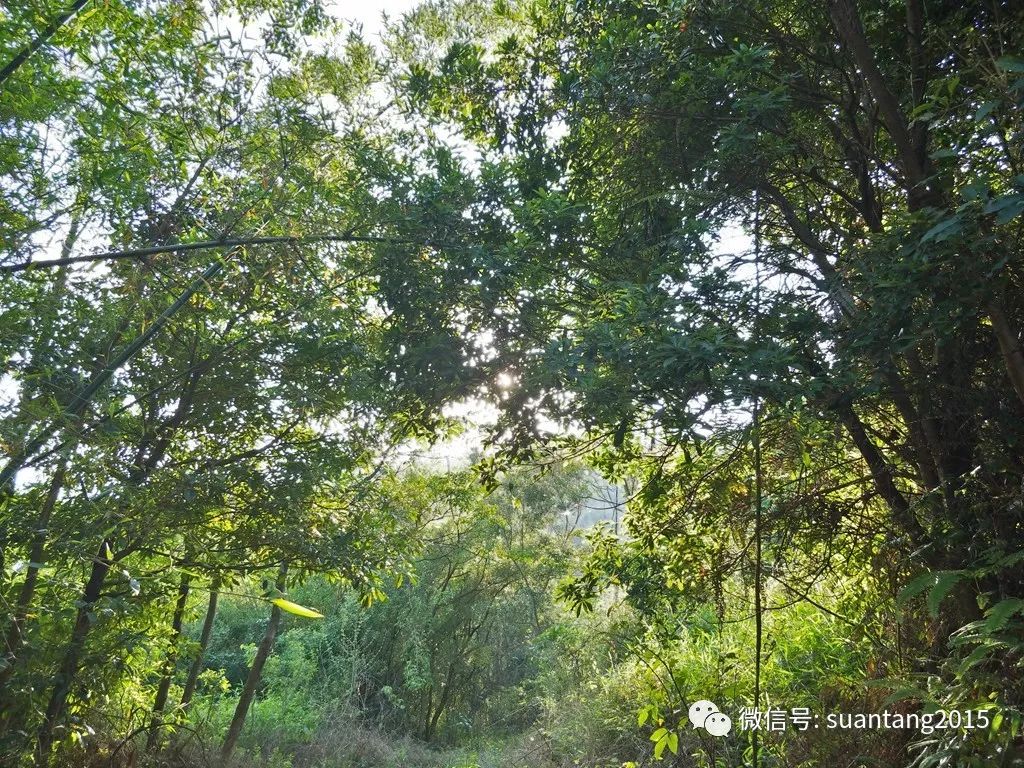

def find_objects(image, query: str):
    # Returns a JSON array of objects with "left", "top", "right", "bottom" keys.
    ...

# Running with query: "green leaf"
[
  {"left": 653, "top": 735, "right": 667, "bottom": 760},
  {"left": 920, "top": 216, "right": 962, "bottom": 244},
  {"left": 270, "top": 598, "right": 324, "bottom": 619},
  {"left": 928, "top": 572, "right": 967, "bottom": 618},
  {"left": 995, "top": 56, "right": 1024, "bottom": 73},
  {"left": 983, "top": 598, "right": 1024, "bottom": 632},
  {"left": 957, "top": 643, "right": 997, "bottom": 675},
  {"left": 974, "top": 100, "right": 1000, "bottom": 121},
  {"left": 898, "top": 570, "right": 965, "bottom": 617},
  {"left": 897, "top": 571, "right": 940, "bottom": 604},
  {"left": 880, "top": 684, "right": 931, "bottom": 706},
  {"left": 984, "top": 193, "right": 1024, "bottom": 225}
]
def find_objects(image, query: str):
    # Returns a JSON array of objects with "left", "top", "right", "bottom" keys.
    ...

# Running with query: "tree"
[
  {"left": 389, "top": 0, "right": 1024, "bottom": 762},
  {"left": 0, "top": 2, "right": 483, "bottom": 763}
]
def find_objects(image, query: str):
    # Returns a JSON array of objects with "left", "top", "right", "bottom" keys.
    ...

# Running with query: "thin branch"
[
  {"left": 0, "top": 0, "right": 91, "bottom": 88},
  {"left": 0, "top": 234, "right": 466, "bottom": 274}
]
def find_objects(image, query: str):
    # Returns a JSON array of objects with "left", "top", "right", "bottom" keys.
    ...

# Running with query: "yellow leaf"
[{"left": 270, "top": 598, "right": 324, "bottom": 619}]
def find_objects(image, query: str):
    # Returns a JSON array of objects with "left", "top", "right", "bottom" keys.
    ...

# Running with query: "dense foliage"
[{"left": 2, "top": 0, "right": 1023, "bottom": 766}]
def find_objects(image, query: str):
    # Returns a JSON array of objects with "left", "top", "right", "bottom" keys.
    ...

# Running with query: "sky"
[{"left": 333, "top": 0, "right": 421, "bottom": 38}]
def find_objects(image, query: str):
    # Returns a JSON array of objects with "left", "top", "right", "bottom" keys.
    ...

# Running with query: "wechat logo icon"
[{"left": 688, "top": 700, "right": 732, "bottom": 736}]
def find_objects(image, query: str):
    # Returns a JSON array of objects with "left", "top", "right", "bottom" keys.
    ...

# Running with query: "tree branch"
[
  {"left": 0, "top": 0, "right": 91, "bottom": 88},
  {"left": 0, "top": 233, "right": 461, "bottom": 274},
  {"left": 827, "top": 0, "right": 927, "bottom": 195},
  {"left": 0, "top": 257, "right": 226, "bottom": 489}
]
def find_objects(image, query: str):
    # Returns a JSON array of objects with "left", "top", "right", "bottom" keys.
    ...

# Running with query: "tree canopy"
[{"left": 1, "top": 0, "right": 1023, "bottom": 766}]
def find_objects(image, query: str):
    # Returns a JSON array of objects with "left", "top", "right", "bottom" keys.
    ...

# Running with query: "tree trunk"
[
  {"left": 34, "top": 540, "right": 113, "bottom": 765},
  {"left": 32, "top": 372, "right": 198, "bottom": 762},
  {"left": 989, "top": 295, "right": 1024, "bottom": 408},
  {"left": 180, "top": 581, "right": 220, "bottom": 712},
  {"left": 425, "top": 663, "right": 455, "bottom": 742},
  {"left": 903, "top": 348, "right": 948, "bottom": 487},
  {"left": 880, "top": 365, "right": 941, "bottom": 493},
  {"left": 220, "top": 564, "right": 287, "bottom": 765},
  {"left": 0, "top": 460, "right": 67, "bottom": 690},
  {"left": 145, "top": 573, "right": 191, "bottom": 752}
]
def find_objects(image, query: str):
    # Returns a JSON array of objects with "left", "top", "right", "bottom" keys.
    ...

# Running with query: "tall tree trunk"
[
  {"left": 0, "top": 459, "right": 67, "bottom": 690},
  {"left": 145, "top": 573, "right": 191, "bottom": 752},
  {"left": 929, "top": 334, "right": 979, "bottom": 526},
  {"left": 34, "top": 540, "right": 113, "bottom": 766},
  {"left": 180, "top": 580, "right": 220, "bottom": 713},
  {"left": 903, "top": 348, "right": 948, "bottom": 487},
  {"left": 31, "top": 373, "right": 197, "bottom": 763},
  {"left": 880, "top": 365, "right": 941, "bottom": 492},
  {"left": 989, "top": 295, "right": 1024, "bottom": 408},
  {"left": 425, "top": 663, "right": 455, "bottom": 742},
  {"left": 421, "top": 686, "right": 434, "bottom": 742},
  {"left": 220, "top": 564, "right": 287, "bottom": 765}
]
